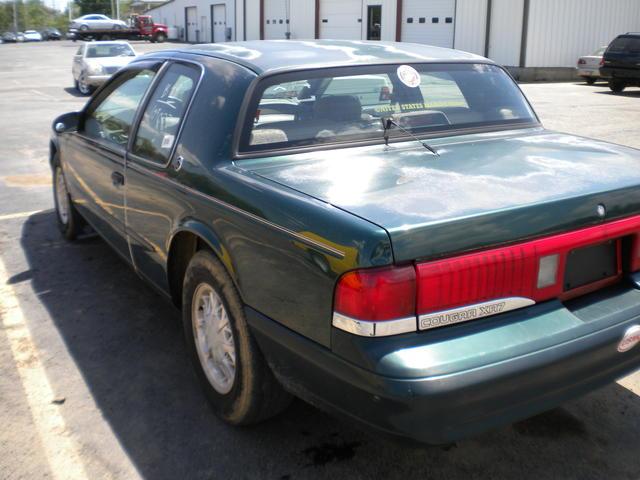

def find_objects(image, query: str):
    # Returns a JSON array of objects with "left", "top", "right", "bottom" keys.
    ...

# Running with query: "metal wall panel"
[
  {"left": 525, "top": 0, "right": 640, "bottom": 67},
  {"left": 488, "top": 0, "right": 524, "bottom": 66},
  {"left": 453, "top": 0, "right": 488, "bottom": 55}
]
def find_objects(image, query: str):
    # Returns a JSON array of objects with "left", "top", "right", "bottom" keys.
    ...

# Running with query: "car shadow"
[
  {"left": 63, "top": 87, "right": 88, "bottom": 98},
  {"left": 594, "top": 89, "right": 640, "bottom": 97},
  {"left": 18, "top": 210, "right": 640, "bottom": 479}
]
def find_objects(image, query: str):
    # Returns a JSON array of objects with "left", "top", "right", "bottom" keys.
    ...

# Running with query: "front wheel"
[
  {"left": 154, "top": 32, "right": 166, "bottom": 43},
  {"left": 182, "top": 250, "right": 291, "bottom": 425},
  {"left": 609, "top": 79, "right": 626, "bottom": 93},
  {"left": 77, "top": 72, "right": 93, "bottom": 96},
  {"left": 53, "top": 164, "right": 83, "bottom": 240}
]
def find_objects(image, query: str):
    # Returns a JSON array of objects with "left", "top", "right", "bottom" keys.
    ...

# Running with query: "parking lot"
[{"left": 1, "top": 40, "right": 640, "bottom": 480}]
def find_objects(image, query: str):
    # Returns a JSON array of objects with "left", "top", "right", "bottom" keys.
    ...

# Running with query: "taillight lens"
[
  {"left": 334, "top": 266, "right": 416, "bottom": 321},
  {"left": 578, "top": 58, "right": 586, "bottom": 65},
  {"left": 333, "top": 215, "right": 640, "bottom": 337}
]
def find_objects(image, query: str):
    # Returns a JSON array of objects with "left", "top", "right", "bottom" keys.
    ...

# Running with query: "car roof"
[{"left": 156, "top": 40, "right": 490, "bottom": 76}]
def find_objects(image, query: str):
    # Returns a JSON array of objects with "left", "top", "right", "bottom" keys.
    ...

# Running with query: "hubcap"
[
  {"left": 55, "top": 168, "right": 69, "bottom": 225},
  {"left": 192, "top": 283, "right": 236, "bottom": 394},
  {"left": 79, "top": 75, "right": 90, "bottom": 94}
]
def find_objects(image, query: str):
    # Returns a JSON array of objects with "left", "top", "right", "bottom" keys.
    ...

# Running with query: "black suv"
[{"left": 601, "top": 33, "right": 640, "bottom": 93}]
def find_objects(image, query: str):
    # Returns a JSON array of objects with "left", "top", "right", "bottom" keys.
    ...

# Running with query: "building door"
[
  {"left": 185, "top": 6, "right": 197, "bottom": 42},
  {"left": 319, "top": 0, "right": 363, "bottom": 40},
  {"left": 211, "top": 4, "right": 227, "bottom": 42},
  {"left": 401, "top": 0, "right": 455, "bottom": 47},
  {"left": 263, "top": 0, "right": 288, "bottom": 39},
  {"left": 366, "top": 4, "right": 381, "bottom": 40}
]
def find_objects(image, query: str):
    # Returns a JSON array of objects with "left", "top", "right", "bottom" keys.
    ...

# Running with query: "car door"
[
  {"left": 125, "top": 61, "right": 202, "bottom": 290},
  {"left": 62, "top": 62, "right": 161, "bottom": 259}
]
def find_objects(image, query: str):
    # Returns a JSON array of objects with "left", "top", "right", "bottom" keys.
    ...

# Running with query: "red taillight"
[
  {"left": 578, "top": 58, "right": 587, "bottom": 65},
  {"left": 333, "top": 215, "right": 640, "bottom": 337},
  {"left": 600, "top": 58, "right": 605, "bottom": 66},
  {"left": 334, "top": 265, "right": 416, "bottom": 321}
]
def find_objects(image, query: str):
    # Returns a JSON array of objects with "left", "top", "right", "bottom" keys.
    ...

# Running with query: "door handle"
[{"left": 111, "top": 171, "right": 125, "bottom": 186}]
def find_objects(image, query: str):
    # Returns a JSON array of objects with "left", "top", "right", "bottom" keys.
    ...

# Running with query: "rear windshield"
[
  {"left": 239, "top": 63, "right": 537, "bottom": 153},
  {"left": 608, "top": 36, "right": 640, "bottom": 54},
  {"left": 86, "top": 44, "right": 135, "bottom": 58}
]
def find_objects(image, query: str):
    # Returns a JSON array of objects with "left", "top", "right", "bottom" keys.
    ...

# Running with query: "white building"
[{"left": 147, "top": 0, "right": 640, "bottom": 69}]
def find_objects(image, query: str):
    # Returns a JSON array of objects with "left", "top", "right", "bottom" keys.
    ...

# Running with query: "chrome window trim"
[
  {"left": 418, "top": 297, "right": 536, "bottom": 331},
  {"left": 332, "top": 312, "right": 417, "bottom": 337}
]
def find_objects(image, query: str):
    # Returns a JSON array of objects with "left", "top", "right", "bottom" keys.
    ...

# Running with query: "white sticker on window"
[
  {"left": 161, "top": 134, "right": 174, "bottom": 149},
  {"left": 397, "top": 65, "right": 421, "bottom": 88}
]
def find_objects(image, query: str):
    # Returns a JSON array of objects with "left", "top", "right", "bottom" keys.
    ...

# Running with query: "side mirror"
[{"left": 52, "top": 111, "right": 80, "bottom": 134}]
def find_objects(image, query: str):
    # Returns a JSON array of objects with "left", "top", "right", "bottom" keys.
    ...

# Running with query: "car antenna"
[{"left": 381, "top": 117, "right": 439, "bottom": 156}]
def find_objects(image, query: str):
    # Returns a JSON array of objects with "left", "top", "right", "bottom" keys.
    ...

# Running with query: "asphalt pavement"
[{"left": 1, "top": 40, "right": 640, "bottom": 480}]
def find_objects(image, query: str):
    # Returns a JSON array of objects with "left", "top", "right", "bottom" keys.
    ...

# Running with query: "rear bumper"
[
  {"left": 600, "top": 67, "right": 640, "bottom": 81},
  {"left": 248, "top": 283, "right": 640, "bottom": 444},
  {"left": 577, "top": 67, "right": 600, "bottom": 77}
]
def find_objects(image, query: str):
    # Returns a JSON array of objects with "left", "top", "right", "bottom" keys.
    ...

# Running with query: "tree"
[
  {"left": 74, "top": 0, "right": 112, "bottom": 16},
  {"left": 0, "top": 0, "right": 67, "bottom": 32}
]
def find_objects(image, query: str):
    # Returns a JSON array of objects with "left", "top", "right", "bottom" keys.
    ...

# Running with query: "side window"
[
  {"left": 132, "top": 63, "right": 200, "bottom": 164},
  {"left": 83, "top": 69, "right": 156, "bottom": 148}
]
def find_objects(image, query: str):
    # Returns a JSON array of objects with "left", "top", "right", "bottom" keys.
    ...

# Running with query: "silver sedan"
[
  {"left": 72, "top": 41, "right": 136, "bottom": 95},
  {"left": 576, "top": 46, "right": 607, "bottom": 84},
  {"left": 70, "top": 14, "right": 127, "bottom": 31}
]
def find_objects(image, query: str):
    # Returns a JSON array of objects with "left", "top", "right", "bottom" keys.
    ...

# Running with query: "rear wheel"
[
  {"left": 585, "top": 77, "right": 596, "bottom": 85},
  {"left": 79, "top": 24, "right": 89, "bottom": 31},
  {"left": 101, "top": 33, "right": 112, "bottom": 40},
  {"left": 609, "top": 79, "right": 626, "bottom": 93},
  {"left": 182, "top": 250, "right": 291, "bottom": 425},
  {"left": 53, "top": 163, "right": 83, "bottom": 241}
]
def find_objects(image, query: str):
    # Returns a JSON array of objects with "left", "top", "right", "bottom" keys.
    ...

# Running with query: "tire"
[
  {"left": 53, "top": 162, "right": 83, "bottom": 241},
  {"left": 79, "top": 24, "right": 89, "bottom": 31},
  {"left": 182, "top": 250, "right": 291, "bottom": 425},
  {"left": 154, "top": 32, "right": 166, "bottom": 43},
  {"left": 609, "top": 80, "right": 626, "bottom": 93},
  {"left": 77, "top": 72, "right": 93, "bottom": 96},
  {"left": 585, "top": 77, "right": 596, "bottom": 85},
  {"left": 101, "top": 34, "right": 112, "bottom": 40}
]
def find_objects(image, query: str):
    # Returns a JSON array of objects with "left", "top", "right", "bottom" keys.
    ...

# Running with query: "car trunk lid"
[{"left": 240, "top": 128, "right": 640, "bottom": 263}]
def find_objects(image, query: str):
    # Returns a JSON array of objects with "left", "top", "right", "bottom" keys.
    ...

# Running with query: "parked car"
[
  {"left": 601, "top": 33, "right": 640, "bottom": 93},
  {"left": 50, "top": 40, "right": 640, "bottom": 445},
  {"left": 1, "top": 32, "right": 17, "bottom": 43},
  {"left": 15, "top": 32, "right": 25, "bottom": 42},
  {"left": 72, "top": 41, "right": 136, "bottom": 95},
  {"left": 23, "top": 30, "right": 43, "bottom": 42},
  {"left": 70, "top": 14, "right": 127, "bottom": 31},
  {"left": 42, "top": 27, "right": 62, "bottom": 40},
  {"left": 576, "top": 45, "right": 607, "bottom": 84}
]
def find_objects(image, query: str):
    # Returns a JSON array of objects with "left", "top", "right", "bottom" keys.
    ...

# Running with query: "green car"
[{"left": 50, "top": 40, "right": 640, "bottom": 444}]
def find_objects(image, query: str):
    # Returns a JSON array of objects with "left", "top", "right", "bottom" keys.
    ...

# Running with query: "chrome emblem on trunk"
[
  {"left": 418, "top": 297, "right": 536, "bottom": 331},
  {"left": 618, "top": 325, "right": 640, "bottom": 353}
]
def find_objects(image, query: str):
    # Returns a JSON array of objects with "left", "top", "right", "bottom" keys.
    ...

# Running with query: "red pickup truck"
[{"left": 70, "top": 15, "right": 168, "bottom": 43}]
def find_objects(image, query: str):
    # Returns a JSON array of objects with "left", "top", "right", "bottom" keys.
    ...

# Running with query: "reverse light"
[{"left": 537, "top": 254, "right": 559, "bottom": 288}]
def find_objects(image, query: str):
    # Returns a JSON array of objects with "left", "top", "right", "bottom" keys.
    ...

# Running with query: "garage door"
[
  {"left": 264, "top": 0, "right": 289, "bottom": 40},
  {"left": 319, "top": 0, "right": 363, "bottom": 40},
  {"left": 401, "top": 0, "right": 455, "bottom": 48}
]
